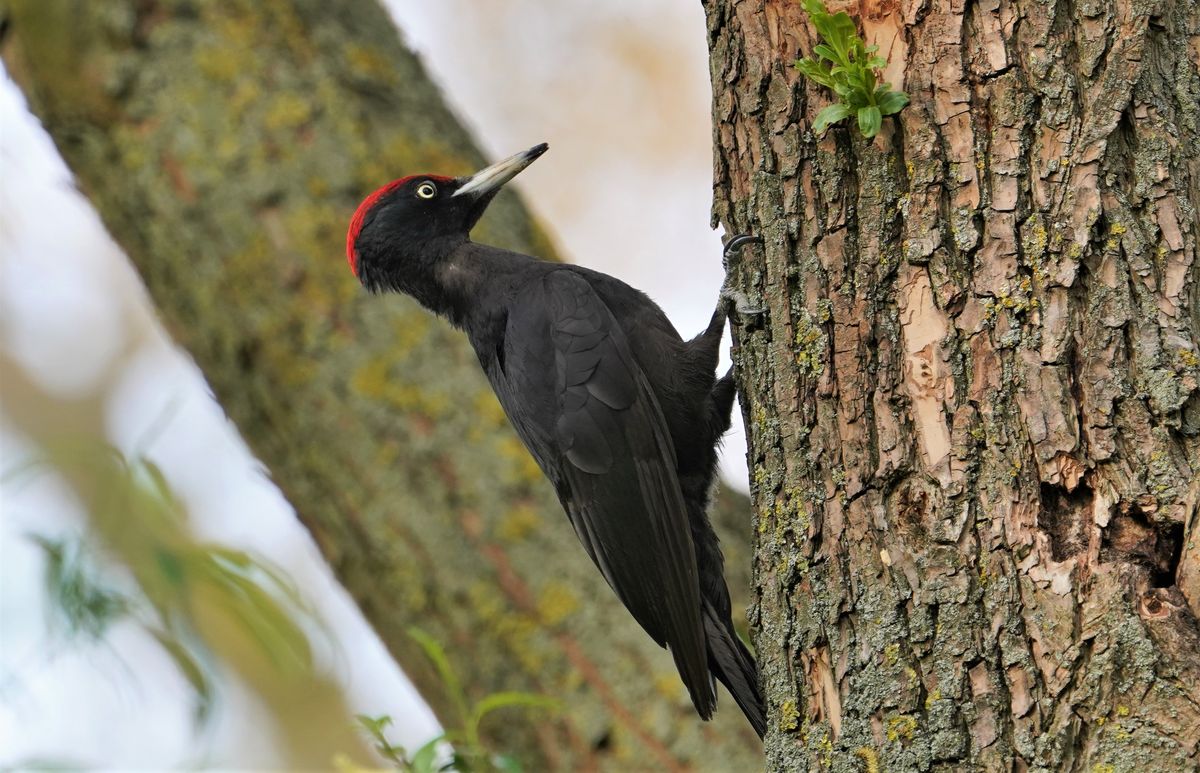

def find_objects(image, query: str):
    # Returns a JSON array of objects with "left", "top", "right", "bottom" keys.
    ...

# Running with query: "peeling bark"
[
  {"left": 705, "top": 0, "right": 1200, "bottom": 769},
  {"left": 1, "top": 1, "right": 762, "bottom": 768}
]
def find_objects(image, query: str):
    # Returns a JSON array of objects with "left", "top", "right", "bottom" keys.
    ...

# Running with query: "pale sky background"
[{"left": 0, "top": 2, "right": 747, "bottom": 767}]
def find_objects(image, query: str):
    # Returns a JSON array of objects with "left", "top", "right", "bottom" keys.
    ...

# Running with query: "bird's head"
[{"left": 346, "top": 143, "right": 548, "bottom": 292}]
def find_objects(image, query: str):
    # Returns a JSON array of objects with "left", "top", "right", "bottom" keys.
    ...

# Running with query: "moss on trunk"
[{"left": 704, "top": 0, "right": 1200, "bottom": 769}]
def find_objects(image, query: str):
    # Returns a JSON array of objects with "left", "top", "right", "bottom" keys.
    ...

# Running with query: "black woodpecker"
[{"left": 346, "top": 143, "right": 765, "bottom": 738}]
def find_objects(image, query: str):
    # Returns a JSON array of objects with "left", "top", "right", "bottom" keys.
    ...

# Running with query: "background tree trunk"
[
  {"left": 1, "top": 1, "right": 761, "bottom": 768},
  {"left": 705, "top": 0, "right": 1199, "bottom": 769}
]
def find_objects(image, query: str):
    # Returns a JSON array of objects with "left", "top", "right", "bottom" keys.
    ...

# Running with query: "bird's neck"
[{"left": 396, "top": 241, "right": 525, "bottom": 331}]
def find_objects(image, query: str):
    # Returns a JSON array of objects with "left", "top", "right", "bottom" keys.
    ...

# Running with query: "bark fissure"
[{"left": 707, "top": 0, "right": 1199, "bottom": 768}]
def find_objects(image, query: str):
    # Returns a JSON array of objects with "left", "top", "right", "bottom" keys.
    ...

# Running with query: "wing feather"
[
  {"left": 539, "top": 270, "right": 714, "bottom": 716},
  {"left": 485, "top": 269, "right": 714, "bottom": 716}
]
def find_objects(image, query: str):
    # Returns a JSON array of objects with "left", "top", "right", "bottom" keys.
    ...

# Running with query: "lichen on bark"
[{"left": 705, "top": 0, "right": 1200, "bottom": 769}]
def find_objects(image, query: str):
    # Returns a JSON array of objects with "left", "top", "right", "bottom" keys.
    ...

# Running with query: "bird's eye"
[{"left": 416, "top": 182, "right": 437, "bottom": 199}]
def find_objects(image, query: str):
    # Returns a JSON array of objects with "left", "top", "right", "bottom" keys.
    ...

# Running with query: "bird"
[{"left": 346, "top": 143, "right": 766, "bottom": 738}]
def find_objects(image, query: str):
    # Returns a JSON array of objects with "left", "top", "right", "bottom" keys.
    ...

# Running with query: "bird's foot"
[
  {"left": 720, "top": 233, "right": 766, "bottom": 323},
  {"left": 721, "top": 286, "right": 766, "bottom": 318}
]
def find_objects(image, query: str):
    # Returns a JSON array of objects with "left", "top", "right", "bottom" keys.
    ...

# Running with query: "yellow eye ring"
[{"left": 416, "top": 182, "right": 437, "bottom": 199}]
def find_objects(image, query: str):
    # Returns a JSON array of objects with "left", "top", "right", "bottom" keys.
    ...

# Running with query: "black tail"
[{"left": 703, "top": 600, "right": 766, "bottom": 738}]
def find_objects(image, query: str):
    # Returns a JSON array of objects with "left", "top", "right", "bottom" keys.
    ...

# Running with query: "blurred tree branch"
[
  {"left": 1, "top": 352, "right": 374, "bottom": 767},
  {"left": 1, "top": 0, "right": 759, "bottom": 767}
]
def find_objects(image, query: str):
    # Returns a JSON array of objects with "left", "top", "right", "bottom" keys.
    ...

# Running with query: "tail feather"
[{"left": 703, "top": 600, "right": 766, "bottom": 738}]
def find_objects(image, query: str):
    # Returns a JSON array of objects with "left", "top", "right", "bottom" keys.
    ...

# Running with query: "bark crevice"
[{"left": 707, "top": 0, "right": 1200, "bottom": 768}]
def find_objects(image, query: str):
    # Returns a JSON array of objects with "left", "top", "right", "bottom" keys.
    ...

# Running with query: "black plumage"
[{"left": 346, "top": 144, "right": 765, "bottom": 737}]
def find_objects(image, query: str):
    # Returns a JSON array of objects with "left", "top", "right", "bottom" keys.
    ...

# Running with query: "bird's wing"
[{"left": 499, "top": 269, "right": 713, "bottom": 715}]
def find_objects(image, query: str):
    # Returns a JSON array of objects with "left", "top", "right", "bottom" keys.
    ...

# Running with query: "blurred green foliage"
[
  {"left": 10, "top": 436, "right": 548, "bottom": 768},
  {"left": 15, "top": 446, "right": 319, "bottom": 725},
  {"left": 0, "top": 386, "right": 366, "bottom": 765},
  {"left": 30, "top": 534, "right": 133, "bottom": 642},
  {"left": 353, "top": 628, "right": 559, "bottom": 773}
]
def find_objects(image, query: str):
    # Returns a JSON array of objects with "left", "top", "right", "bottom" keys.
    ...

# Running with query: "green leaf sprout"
[
  {"left": 794, "top": 0, "right": 909, "bottom": 138},
  {"left": 355, "top": 628, "right": 560, "bottom": 771}
]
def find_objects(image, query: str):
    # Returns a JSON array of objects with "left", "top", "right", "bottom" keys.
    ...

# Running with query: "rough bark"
[
  {"left": 705, "top": 0, "right": 1199, "bottom": 770},
  {"left": 1, "top": 1, "right": 761, "bottom": 768}
]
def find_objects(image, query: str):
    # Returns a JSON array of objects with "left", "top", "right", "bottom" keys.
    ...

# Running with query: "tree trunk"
[
  {"left": 1, "top": 1, "right": 761, "bottom": 768},
  {"left": 705, "top": 0, "right": 1199, "bottom": 770}
]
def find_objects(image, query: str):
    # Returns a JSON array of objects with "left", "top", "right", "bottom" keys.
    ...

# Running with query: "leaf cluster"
[
  {"left": 356, "top": 627, "right": 559, "bottom": 773},
  {"left": 794, "top": 0, "right": 909, "bottom": 138},
  {"left": 17, "top": 447, "right": 318, "bottom": 726}
]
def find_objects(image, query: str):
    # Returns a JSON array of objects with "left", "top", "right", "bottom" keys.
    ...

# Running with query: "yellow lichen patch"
[
  {"left": 351, "top": 359, "right": 449, "bottom": 415},
  {"left": 794, "top": 498, "right": 812, "bottom": 532},
  {"left": 752, "top": 405, "right": 769, "bottom": 435},
  {"left": 344, "top": 43, "right": 401, "bottom": 85},
  {"left": 496, "top": 435, "right": 543, "bottom": 486},
  {"left": 306, "top": 176, "right": 330, "bottom": 198},
  {"left": 468, "top": 582, "right": 544, "bottom": 673},
  {"left": 855, "top": 746, "right": 881, "bottom": 773},
  {"left": 819, "top": 731, "right": 834, "bottom": 767},
  {"left": 195, "top": 46, "right": 240, "bottom": 82},
  {"left": 286, "top": 198, "right": 348, "bottom": 255},
  {"left": 536, "top": 581, "right": 579, "bottom": 626},
  {"left": 779, "top": 699, "right": 800, "bottom": 732},
  {"left": 208, "top": 7, "right": 260, "bottom": 49},
  {"left": 793, "top": 310, "right": 826, "bottom": 377},
  {"left": 497, "top": 503, "right": 540, "bottom": 542},
  {"left": 1175, "top": 348, "right": 1200, "bottom": 370},
  {"left": 263, "top": 0, "right": 313, "bottom": 63},
  {"left": 264, "top": 92, "right": 314, "bottom": 131},
  {"left": 1104, "top": 220, "right": 1128, "bottom": 252},
  {"left": 654, "top": 673, "right": 681, "bottom": 700},
  {"left": 263, "top": 345, "right": 319, "bottom": 388},
  {"left": 228, "top": 80, "right": 262, "bottom": 118},
  {"left": 386, "top": 312, "right": 431, "bottom": 361},
  {"left": 887, "top": 714, "right": 918, "bottom": 742},
  {"left": 365, "top": 136, "right": 469, "bottom": 189},
  {"left": 215, "top": 135, "right": 241, "bottom": 165},
  {"left": 1028, "top": 215, "right": 1049, "bottom": 259},
  {"left": 473, "top": 390, "right": 509, "bottom": 428}
]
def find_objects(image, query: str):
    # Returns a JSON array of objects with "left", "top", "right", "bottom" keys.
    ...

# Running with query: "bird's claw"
[
  {"left": 720, "top": 286, "right": 767, "bottom": 319},
  {"left": 722, "top": 234, "right": 763, "bottom": 266}
]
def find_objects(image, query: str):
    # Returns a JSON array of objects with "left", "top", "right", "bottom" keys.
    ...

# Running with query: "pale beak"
[{"left": 454, "top": 143, "right": 549, "bottom": 199}]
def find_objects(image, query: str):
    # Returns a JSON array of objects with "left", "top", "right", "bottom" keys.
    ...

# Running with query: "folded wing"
[{"left": 498, "top": 269, "right": 714, "bottom": 717}]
